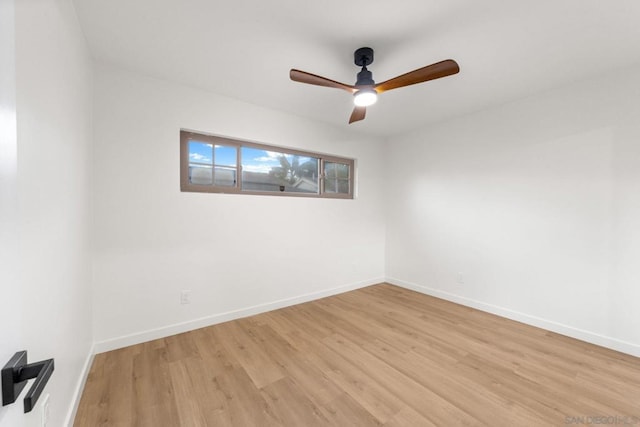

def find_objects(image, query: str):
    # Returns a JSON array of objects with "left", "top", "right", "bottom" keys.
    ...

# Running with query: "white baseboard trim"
[
  {"left": 386, "top": 277, "right": 640, "bottom": 358},
  {"left": 93, "top": 277, "right": 384, "bottom": 354},
  {"left": 64, "top": 343, "right": 95, "bottom": 427}
]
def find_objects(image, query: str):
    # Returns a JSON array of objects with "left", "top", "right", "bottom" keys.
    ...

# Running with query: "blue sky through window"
[
  {"left": 214, "top": 145, "right": 237, "bottom": 167},
  {"left": 189, "top": 141, "right": 212, "bottom": 165},
  {"left": 242, "top": 147, "right": 283, "bottom": 173},
  {"left": 189, "top": 141, "right": 317, "bottom": 174},
  {"left": 189, "top": 141, "right": 237, "bottom": 167}
]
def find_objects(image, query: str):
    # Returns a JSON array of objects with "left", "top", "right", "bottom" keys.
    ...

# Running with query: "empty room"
[{"left": 2, "top": 0, "right": 640, "bottom": 426}]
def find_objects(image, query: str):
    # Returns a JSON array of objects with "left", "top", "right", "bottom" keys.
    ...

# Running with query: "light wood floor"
[{"left": 74, "top": 284, "right": 640, "bottom": 426}]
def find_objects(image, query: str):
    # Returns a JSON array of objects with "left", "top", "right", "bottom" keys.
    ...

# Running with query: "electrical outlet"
[
  {"left": 180, "top": 290, "right": 191, "bottom": 305},
  {"left": 456, "top": 272, "right": 464, "bottom": 284},
  {"left": 41, "top": 393, "right": 50, "bottom": 427}
]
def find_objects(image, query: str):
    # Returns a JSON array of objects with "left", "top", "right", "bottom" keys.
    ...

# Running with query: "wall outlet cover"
[{"left": 180, "top": 290, "right": 191, "bottom": 304}]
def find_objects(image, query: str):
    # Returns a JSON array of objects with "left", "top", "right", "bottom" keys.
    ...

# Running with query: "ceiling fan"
[{"left": 290, "top": 47, "right": 460, "bottom": 124}]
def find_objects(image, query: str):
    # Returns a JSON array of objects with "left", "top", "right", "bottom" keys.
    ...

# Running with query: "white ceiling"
[{"left": 73, "top": 0, "right": 640, "bottom": 137}]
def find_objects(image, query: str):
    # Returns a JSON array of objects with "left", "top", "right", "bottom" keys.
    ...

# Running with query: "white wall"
[
  {"left": 14, "top": 0, "right": 94, "bottom": 426},
  {"left": 386, "top": 64, "right": 640, "bottom": 356},
  {"left": 0, "top": 1, "right": 23, "bottom": 426},
  {"left": 92, "top": 65, "right": 386, "bottom": 350}
]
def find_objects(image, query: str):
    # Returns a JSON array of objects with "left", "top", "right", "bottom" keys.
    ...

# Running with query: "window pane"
[
  {"left": 324, "top": 162, "right": 335, "bottom": 177},
  {"left": 241, "top": 147, "right": 318, "bottom": 193},
  {"left": 325, "top": 178, "right": 337, "bottom": 193},
  {"left": 213, "top": 166, "right": 236, "bottom": 187},
  {"left": 325, "top": 162, "right": 349, "bottom": 179},
  {"left": 214, "top": 145, "right": 237, "bottom": 167},
  {"left": 336, "top": 163, "right": 349, "bottom": 179},
  {"left": 324, "top": 179, "right": 349, "bottom": 194},
  {"left": 190, "top": 167, "right": 212, "bottom": 185},
  {"left": 212, "top": 144, "right": 237, "bottom": 187},
  {"left": 189, "top": 141, "right": 213, "bottom": 185},
  {"left": 338, "top": 179, "right": 349, "bottom": 193},
  {"left": 324, "top": 161, "right": 350, "bottom": 194}
]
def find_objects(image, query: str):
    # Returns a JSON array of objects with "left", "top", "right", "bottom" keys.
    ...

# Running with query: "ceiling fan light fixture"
[
  {"left": 290, "top": 46, "right": 459, "bottom": 123},
  {"left": 353, "top": 88, "right": 377, "bottom": 107}
]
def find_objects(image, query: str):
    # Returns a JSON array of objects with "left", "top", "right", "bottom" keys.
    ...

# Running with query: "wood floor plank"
[
  {"left": 261, "top": 377, "right": 330, "bottom": 427},
  {"left": 383, "top": 405, "right": 438, "bottom": 427},
  {"left": 210, "top": 367, "right": 281, "bottom": 426},
  {"left": 163, "top": 331, "right": 201, "bottom": 363},
  {"left": 131, "top": 346, "right": 181, "bottom": 427},
  {"left": 179, "top": 356, "right": 233, "bottom": 426},
  {"left": 286, "top": 329, "right": 405, "bottom": 423},
  {"left": 75, "top": 345, "right": 139, "bottom": 426},
  {"left": 75, "top": 284, "right": 640, "bottom": 426},
  {"left": 167, "top": 360, "right": 208, "bottom": 427},
  {"left": 321, "top": 393, "right": 384, "bottom": 427},
  {"left": 362, "top": 339, "right": 550, "bottom": 426},
  {"left": 190, "top": 327, "right": 237, "bottom": 373},
  {"left": 244, "top": 323, "right": 344, "bottom": 407},
  {"left": 322, "top": 333, "right": 479, "bottom": 426},
  {"left": 214, "top": 320, "right": 286, "bottom": 389},
  {"left": 73, "top": 353, "right": 111, "bottom": 426}
]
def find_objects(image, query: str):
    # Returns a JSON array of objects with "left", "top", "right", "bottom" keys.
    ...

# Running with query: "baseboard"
[
  {"left": 386, "top": 277, "right": 640, "bottom": 358},
  {"left": 64, "top": 343, "right": 95, "bottom": 427},
  {"left": 93, "top": 277, "right": 384, "bottom": 354}
]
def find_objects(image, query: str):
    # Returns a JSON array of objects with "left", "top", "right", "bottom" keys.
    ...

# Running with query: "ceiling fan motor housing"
[
  {"left": 356, "top": 68, "right": 375, "bottom": 86},
  {"left": 354, "top": 47, "right": 375, "bottom": 86}
]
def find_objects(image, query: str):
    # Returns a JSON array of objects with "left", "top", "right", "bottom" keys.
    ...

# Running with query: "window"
[
  {"left": 324, "top": 161, "right": 351, "bottom": 194},
  {"left": 180, "top": 130, "right": 355, "bottom": 199}
]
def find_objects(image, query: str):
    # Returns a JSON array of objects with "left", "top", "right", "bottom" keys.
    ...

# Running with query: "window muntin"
[
  {"left": 181, "top": 130, "right": 354, "bottom": 199},
  {"left": 324, "top": 161, "right": 350, "bottom": 194}
]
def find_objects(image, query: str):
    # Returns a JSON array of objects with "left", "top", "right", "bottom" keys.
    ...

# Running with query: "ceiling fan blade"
[
  {"left": 375, "top": 59, "right": 460, "bottom": 94},
  {"left": 349, "top": 106, "right": 366, "bottom": 124},
  {"left": 290, "top": 69, "right": 356, "bottom": 93}
]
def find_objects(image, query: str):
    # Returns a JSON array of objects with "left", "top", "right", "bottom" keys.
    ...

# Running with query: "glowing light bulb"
[{"left": 353, "top": 89, "right": 377, "bottom": 107}]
